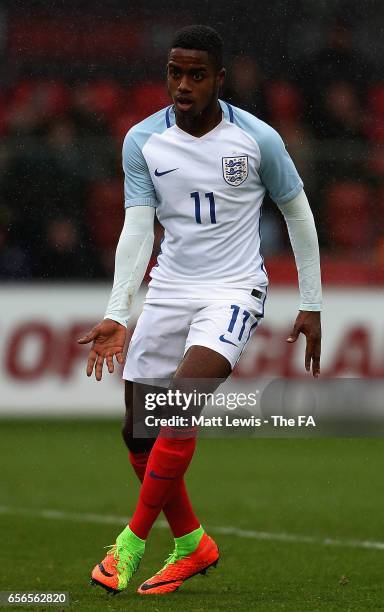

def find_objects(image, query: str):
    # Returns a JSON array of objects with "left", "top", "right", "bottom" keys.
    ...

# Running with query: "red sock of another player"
[
  {"left": 129, "top": 436, "right": 197, "bottom": 540},
  {"left": 129, "top": 451, "right": 200, "bottom": 537}
]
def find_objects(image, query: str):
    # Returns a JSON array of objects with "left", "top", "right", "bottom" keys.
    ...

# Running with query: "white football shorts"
[{"left": 123, "top": 288, "right": 266, "bottom": 383}]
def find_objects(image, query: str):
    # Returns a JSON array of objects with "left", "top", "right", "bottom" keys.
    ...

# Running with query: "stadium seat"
[
  {"left": 10, "top": 80, "right": 69, "bottom": 115},
  {"left": 88, "top": 180, "right": 124, "bottom": 250},
  {"left": 112, "top": 111, "right": 145, "bottom": 143},
  {"left": 129, "top": 82, "right": 170, "bottom": 118},
  {"left": 264, "top": 80, "right": 303, "bottom": 122},
  {"left": 325, "top": 181, "right": 372, "bottom": 250},
  {"left": 80, "top": 80, "right": 123, "bottom": 120},
  {"left": 365, "top": 84, "right": 384, "bottom": 143},
  {"left": 0, "top": 94, "right": 6, "bottom": 135},
  {"left": 365, "top": 147, "right": 384, "bottom": 175},
  {"left": 367, "top": 83, "right": 384, "bottom": 117}
]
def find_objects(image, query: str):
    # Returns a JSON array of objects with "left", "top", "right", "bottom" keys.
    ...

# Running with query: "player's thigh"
[
  {"left": 166, "top": 345, "right": 232, "bottom": 420},
  {"left": 184, "top": 298, "right": 263, "bottom": 371},
  {"left": 123, "top": 300, "right": 194, "bottom": 383},
  {"left": 174, "top": 345, "right": 232, "bottom": 380}
]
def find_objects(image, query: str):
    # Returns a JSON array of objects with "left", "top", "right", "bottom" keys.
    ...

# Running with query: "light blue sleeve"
[
  {"left": 122, "top": 130, "right": 157, "bottom": 208},
  {"left": 258, "top": 125, "right": 303, "bottom": 205},
  {"left": 232, "top": 107, "right": 303, "bottom": 205}
]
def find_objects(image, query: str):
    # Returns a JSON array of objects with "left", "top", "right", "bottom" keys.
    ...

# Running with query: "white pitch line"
[{"left": 1, "top": 505, "right": 384, "bottom": 551}]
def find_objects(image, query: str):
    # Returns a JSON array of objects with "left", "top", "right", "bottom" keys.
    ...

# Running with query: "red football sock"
[
  {"left": 129, "top": 435, "right": 197, "bottom": 540},
  {"left": 129, "top": 450, "right": 200, "bottom": 537},
  {"left": 163, "top": 478, "right": 200, "bottom": 537},
  {"left": 129, "top": 451, "right": 148, "bottom": 482}
]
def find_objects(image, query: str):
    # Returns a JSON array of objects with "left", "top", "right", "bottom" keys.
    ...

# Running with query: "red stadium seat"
[
  {"left": 365, "top": 147, "right": 384, "bottom": 175},
  {"left": 376, "top": 186, "right": 384, "bottom": 214},
  {"left": 0, "top": 94, "right": 6, "bottom": 135},
  {"left": 11, "top": 80, "right": 69, "bottom": 115},
  {"left": 80, "top": 80, "right": 123, "bottom": 120},
  {"left": 325, "top": 181, "right": 372, "bottom": 250},
  {"left": 88, "top": 180, "right": 124, "bottom": 250},
  {"left": 129, "top": 82, "right": 170, "bottom": 118},
  {"left": 265, "top": 80, "right": 303, "bottom": 122},
  {"left": 112, "top": 111, "right": 145, "bottom": 143},
  {"left": 365, "top": 84, "right": 384, "bottom": 143},
  {"left": 365, "top": 115, "right": 384, "bottom": 144},
  {"left": 110, "top": 82, "right": 170, "bottom": 140},
  {"left": 367, "top": 83, "right": 384, "bottom": 116}
]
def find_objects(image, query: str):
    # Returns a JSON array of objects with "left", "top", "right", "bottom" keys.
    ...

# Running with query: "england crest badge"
[{"left": 222, "top": 155, "right": 248, "bottom": 186}]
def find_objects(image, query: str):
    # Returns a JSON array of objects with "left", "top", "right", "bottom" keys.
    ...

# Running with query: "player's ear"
[
  {"left": 217, "top": 68, "right": 226, "bottom": 92},
  {"left": 165, "top": 63, "right": 172, "bottom": 98}
]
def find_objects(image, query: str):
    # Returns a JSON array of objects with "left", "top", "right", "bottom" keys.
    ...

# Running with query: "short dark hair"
[{"left": 170, "top": 25, "right": 224, "bottom": 70}]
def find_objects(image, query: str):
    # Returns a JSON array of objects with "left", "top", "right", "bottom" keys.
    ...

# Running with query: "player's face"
[{"left": 167, "top": 48, "right": 225, "bottom": 118}]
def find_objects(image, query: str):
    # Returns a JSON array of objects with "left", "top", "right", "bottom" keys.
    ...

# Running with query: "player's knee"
[
  {"left": 127, "top": 437, "right": 156, "bottom": 454},
  {"left": 121, "top": 423, "right": 155, "bottom": 454}
]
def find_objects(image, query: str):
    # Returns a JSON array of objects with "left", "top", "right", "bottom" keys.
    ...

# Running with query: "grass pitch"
[{"left": 1, "top": 420, "right": 384, "bottom": 611}]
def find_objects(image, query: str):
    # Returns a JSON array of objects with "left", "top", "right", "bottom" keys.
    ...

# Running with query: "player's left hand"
[{"left": 286, "top": 311, "right": 321, "bottom": 377}]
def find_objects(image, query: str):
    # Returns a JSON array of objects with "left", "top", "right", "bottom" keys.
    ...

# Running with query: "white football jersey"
[{"left": 122, "top": 100, "right": 303, "bottom": 297}]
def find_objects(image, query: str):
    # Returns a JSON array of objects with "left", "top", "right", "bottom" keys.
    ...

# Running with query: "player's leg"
[
  {"left": 122, "top": 380, "right": 200, "bottom": 537},
  {"left": 131, "top": 346, "right": 230, "bottom": 594},
  {"left": 129, "top": 346, "right": 231, "bottom": 539},
  {"left": 137, "top": 296, "right": 264, "bottom": 594},
  {"left": 122, "top": 381, "right": 155, "bottom": 473},
  {"left": 90, "top": 298, "right": 198, "bottom": 593},
  {"left": 90, "top": 382, "right": 158, "bottom": 594}
]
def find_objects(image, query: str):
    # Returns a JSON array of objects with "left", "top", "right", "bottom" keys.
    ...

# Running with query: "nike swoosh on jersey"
[
  {"left": 149, "top": 470, "right": 177, "bottom": 480},
  {"left": 154, "top": 167, "right": 179, "bottom": 176},
  {"left": 219, "top": 334, "right": 238, "bottom": 347}
]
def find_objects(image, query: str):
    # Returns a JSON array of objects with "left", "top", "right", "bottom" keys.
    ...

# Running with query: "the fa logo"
[{"left": 222, "top": 155, "right": 249, "bottom": 186}]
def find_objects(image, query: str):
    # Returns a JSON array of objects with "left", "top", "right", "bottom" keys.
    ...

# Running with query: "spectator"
[
  {"left": 38, "top": 217, "right": 103, "bottom": 280},
  {"left": 224, "top": 55, "right": 266, "bottom": 117},
  {"left": 320, "top": 81, "right": 363, "bottom": 140},
  {"left": 0, "top": 224, "right": 31, "bottom": 279}
]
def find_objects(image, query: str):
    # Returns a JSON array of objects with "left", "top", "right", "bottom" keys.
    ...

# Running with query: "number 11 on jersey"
[{"left": 190, "top": 192, "right": 216, "bottom": 224}]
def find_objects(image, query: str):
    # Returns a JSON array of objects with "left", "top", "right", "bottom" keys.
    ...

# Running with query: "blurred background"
[
  {"left": 0, "top": 0, "right": 383, "bottom": 412},
  {"left": 1, "top": 3, "right": 384, "bottom": 608}
]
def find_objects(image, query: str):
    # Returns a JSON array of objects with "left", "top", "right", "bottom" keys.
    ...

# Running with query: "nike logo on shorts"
[
  {"left": 219, "top": 334, "right": 238, "bottom": 347},
  {"left": 154, "top": 167, "right": 179, "bottom": 176}
]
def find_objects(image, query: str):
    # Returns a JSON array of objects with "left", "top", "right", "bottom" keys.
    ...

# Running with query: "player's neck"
[{"left": 175, "top": 101, "right": 222, "bottom": 138}]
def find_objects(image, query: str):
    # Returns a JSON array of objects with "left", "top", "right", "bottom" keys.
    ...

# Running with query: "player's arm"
[
  {"left": 78, "top": 127, "right": 157, "bottom": 380},
  {"left": 258, "top": 125, "right": 322, "bottom": 377},
  {"left": 78, "top": 206, "right": 155, "bottom": 380},
  {"left": 276, "top": 190, "right": 322, "bottom": 377}
]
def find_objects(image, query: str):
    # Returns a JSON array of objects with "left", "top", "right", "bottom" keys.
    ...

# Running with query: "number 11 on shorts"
[{"left": 228, "top": 305, "right": 251, "bottom": 341}]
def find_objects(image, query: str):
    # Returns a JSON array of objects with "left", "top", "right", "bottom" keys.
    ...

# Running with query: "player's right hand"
[{"left": 78, "top": 318, "right": 126, "bottom": 381}]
